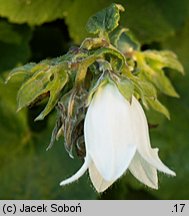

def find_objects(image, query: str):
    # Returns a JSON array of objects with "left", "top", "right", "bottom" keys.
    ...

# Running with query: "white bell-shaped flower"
[{"left": 60, "top": 83, "right": 175, "bottom": 192}]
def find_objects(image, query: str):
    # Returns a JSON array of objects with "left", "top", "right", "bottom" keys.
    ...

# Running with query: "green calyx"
[{"left": 6, "top": 3, "right": 184, "bottom": 156}]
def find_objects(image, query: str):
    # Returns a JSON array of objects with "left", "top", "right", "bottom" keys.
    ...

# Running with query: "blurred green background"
[{"left": 0, "top": 0, "right": 189, "bottom": 199}]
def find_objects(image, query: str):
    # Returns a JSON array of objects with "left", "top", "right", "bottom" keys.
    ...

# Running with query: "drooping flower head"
[{"left": 60, "top": 83, "right": 175, "bottom": 192}]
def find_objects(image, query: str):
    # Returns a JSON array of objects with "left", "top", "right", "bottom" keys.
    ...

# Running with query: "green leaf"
[
  {"left": 135, "top": 52, "right": 180, "bottom": 97},
  {"left": 92, "top": 47, "right": 126, "bottom": 70},
  {"left": 86, "top": 3, "right": 124, "bottom": 36},
  {"left": 5, "top": 63, "right": 37, "bottom": 83},
  {"left": 17, "top": 69, "right": 52, "bottom": 110},
  {"left": 110, "top": 27, "right": 140, "bottom": 53},
  {"left": 144, "top": 68, "right": 179, "bottom": 97},
  {"left": 0, "top": 0, "right": 72, "bottom": 25},
  {"left": 17, "top": 64, "right": 68, "bottom": 120},
  {"left": 146, "top": 98, "right": 170, "bottom": 119},
  {"left": 143, "top": 50, "right": 184, "bottom": 74},
  {"left": 132, "top": 76, "right": 157, "bottom": 108},
  {"left": 115, "top": 77, "right": 134, "bottom": 102},
  {"left": 134, "top": 78, "right": 157, "bottom": 99},
  {"left": 75, "top": 47, "right": 126, "bottom": 79},
  {"left": 6, "top": 60, "right": 59, "bottom": 85},
  {"left": 35, "top": 66, "right": 68, "bottom": 121},
  {"left": 138, "top": 80, "right": 157, "bottom": 98}
]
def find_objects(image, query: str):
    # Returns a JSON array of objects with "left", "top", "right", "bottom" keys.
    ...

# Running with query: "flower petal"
[
  {"left": 131, "top": 97, "right": 176, "bottom": 176},
  {"left": 129, "top": 151, "right": 158, "bottom": 189},
  {"left": 89, "top": 161, "right": 114, "bottom": 193},
  {"left": 59, "top": 155, "right": 91, "bottom": 186},
  {"left": 84, "top": 84, "right": 136, "bottom": 181}
]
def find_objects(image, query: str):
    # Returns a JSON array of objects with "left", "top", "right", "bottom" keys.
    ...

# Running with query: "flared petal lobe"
[
  {"left": 131, "top": 97, "right": 176, "bottom": 176},
  {"left": 60, "top": 155, "right": 91, "bottom": 186},
  {"left": 129, "top": 151, "right": 158, "bottom": 189},
  {"left": 89, "top": 162, "right": 114, "bottom": 192},
  {"left": 84, "top": 84, "right": 136, "bottom": 182}
]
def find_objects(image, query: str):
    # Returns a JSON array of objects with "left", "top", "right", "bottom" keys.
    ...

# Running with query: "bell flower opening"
[{"left": 60, "top": 83, "right": 175, "bottom": 192}]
